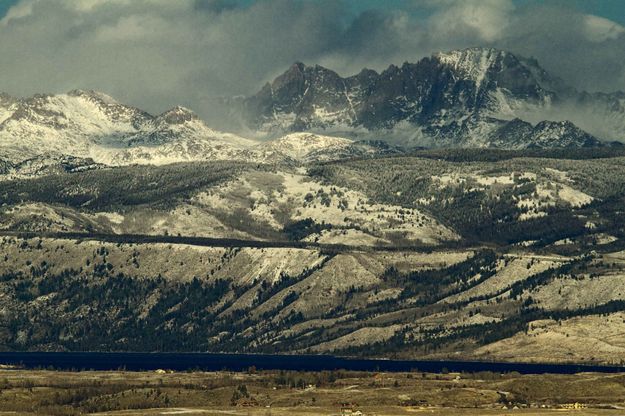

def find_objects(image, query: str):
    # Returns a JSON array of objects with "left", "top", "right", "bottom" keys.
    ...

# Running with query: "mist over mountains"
[
  {"left": 236, "top": 47, "right": 624, "bottom": 145},
  {"left": 0, "top": 47, "right": 624, "bottom": 172},
  {"left": 3, "top": 0, "right": 625, "bottom": 118}
]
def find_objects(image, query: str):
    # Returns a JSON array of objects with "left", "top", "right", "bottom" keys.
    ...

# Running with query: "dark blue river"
[{"left": 0, "top": 352, "right": 623, "bottom": 374}]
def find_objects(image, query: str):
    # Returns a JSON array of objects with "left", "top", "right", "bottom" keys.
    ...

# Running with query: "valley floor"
[
  {"left": 0, "top": 369, "right": 625, "bottom": 415},
  {"left": 86, "top": 408, "right": 625, "bottom": 416}
]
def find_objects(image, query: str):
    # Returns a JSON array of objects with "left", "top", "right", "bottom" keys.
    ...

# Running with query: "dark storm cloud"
[
  {"left": 192, "top": 0, "right": 238, "bottom": 14},
  {"left": 338, "top": 10, "right": 411, "bottom": 58},
  {"left": 0, "top": 0, "right": 623, "bottom": 122},
  {"left": 496, "top": 4, "right": 625, "bottom": 93}
]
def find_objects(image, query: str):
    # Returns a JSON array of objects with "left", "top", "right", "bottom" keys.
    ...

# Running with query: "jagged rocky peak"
[
  {"left": 245, "top": 61, "right": 356, "bottom": 132},
  {"left": 1, "top": 89, "right": 151, "bottom": 131},
  {"left": 434, "top": 47, "right": 509, "bottom": 76},
  {"left": 157, "top": 106, "right": 199, "bottom": 124},
  {"left": 348, "top": 68, "right": 379, "bottom": 90},
  {"left": 66, "top": 89, "right": 152, "bottom": 127},
  {"left": 274, "top": 62, "right": 341, "bottom": 85},
  {"left": 487, "top": 118, "right": 602, "bottom": 149},
  {"left": 0, "top": 92, "right": 16, "bottom": 106},
  {"left": 531, "top": 120, "right": 600, "bottom": 147},
  {"left": 67, "top": 88, "right": 119, "bottom": 104},
  {"left": 239, "top": 46, "right": 613, "bottom": 148},
  {"left": 268, "top": 61, "right": 345, "bottom": 104},
  {"left": 273, "top": 61, "right": 306, "bottom": 88},
  {"left": 0, "top": 93, "right": 17, "bottom": 124},
  {"left": 263, "top": 62, "right": 307, "bottom": 104},
  {"left": 433, "top": 47, "right": 560, "bottom": 99}
]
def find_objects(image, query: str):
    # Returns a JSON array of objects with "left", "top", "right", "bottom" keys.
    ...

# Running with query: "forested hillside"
[{"left": 2, "top": 150, "right": 625, "bottom": 363}]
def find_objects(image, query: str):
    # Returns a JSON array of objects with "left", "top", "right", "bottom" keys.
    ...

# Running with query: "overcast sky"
[{"left": 1, "top": 0, "right": 624, "bottom": 120}]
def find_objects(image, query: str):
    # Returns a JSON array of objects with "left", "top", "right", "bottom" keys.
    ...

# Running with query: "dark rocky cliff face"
[{"left": 239, "top": 47, "right": 606, "bottom": 148}]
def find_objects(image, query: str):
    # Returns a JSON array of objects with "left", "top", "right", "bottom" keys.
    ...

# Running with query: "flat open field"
[{"left": 0, "top": 369, "right": 624, "bottom": 415}]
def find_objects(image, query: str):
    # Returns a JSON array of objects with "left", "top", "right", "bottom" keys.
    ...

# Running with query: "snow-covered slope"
[
  {"left": 0, "top": 89, "right": 402, "bottom": 169},
  {"left": 0, "top": 90, "right": 150, "bottom": 151},
  {"left": 2, "top": 47, "right": 618, "bottom": 171},
  {"left": 255, "top": 132, "right": 356, "bottom": 163},
  {"left": 0, "top": 90, "right": 265, "bottom": 166},
  {"left": 0, "top": 93, "right": 18, "bottom": 125},
  {"left": 258, "top": 132, "right": 352, "bottom": 160},
  {"left": 256, "top": 133, "right": 407, "bottom": 163}
]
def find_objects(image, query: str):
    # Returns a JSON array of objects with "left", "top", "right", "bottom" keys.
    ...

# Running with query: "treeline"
[
  {"left": 409, "top": 146, "right": 625, "bottom": 163},
  {"left": 4, "top": 268, "right": 235, "bottom": 351},
  {"left": 0, "top": 161, "right": 252, "bottom": 211},
  {"left": 338, "top": 298, "right": 625, "bottom": 358},
  {"left": 382, "top": 249, "right": 498, "bottom": 303},
  {"left": 0, "top": 230, "right": 465, "bottom": 253}
]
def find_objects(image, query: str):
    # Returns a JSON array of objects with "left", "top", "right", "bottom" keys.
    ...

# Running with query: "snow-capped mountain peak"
[
  {"left": 67, "top": 89, "right": 120, "bottom": 104},
  {"left": 434, "top": 47, "right": 507, "bottom": 87},
  {"left": 257, "top": 132, "right": 353, "bottom": 161},
  {"left": 0, "top": 93, "right": 17, "bottom": 124},
  {"left": 0, "top": 92, "right": 16, "bottom": 107},
  {"left": 433, "top": 47, "right": 562, "bottom": 92},
  {"left": 0, "top": 90, "right": 263, "bottom": 166},
  {"left": 156, "top": 106, "right": 199, "bottom": 125},
  {"left": 1, "top": 47, "right": 621, "bottom": 172},
  {"left": 254, "top": 132, "right": 403, "bottom": 163},
  {"left": 238, "top": 47, "right": 618, "bottom": 148}
]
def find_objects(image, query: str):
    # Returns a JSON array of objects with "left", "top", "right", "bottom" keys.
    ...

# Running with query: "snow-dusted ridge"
[
  {"left": 255, "top": 133, "right": 353, "bottom": 163},
  {"left": 0, "top": 90, "right": 383, "bottom": 170},
  {"left": 1, "top": 47, "right": 619, "bottom": 172}
]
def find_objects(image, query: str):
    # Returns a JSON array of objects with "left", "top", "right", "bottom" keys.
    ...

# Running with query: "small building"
[
  {"left": 237, "top": 397, "right": 259, "bottom": 407},
  {"left": 560, "top": 402, "right": 587, "bottom": 410},
  {"left": 339, "top": 402, "right": 359, "bottom": 416}
]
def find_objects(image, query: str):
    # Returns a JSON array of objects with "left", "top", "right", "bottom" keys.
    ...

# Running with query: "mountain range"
[
  {"left": 0, "top": 90, "right": 397, "bottom": 172},
  {"left": 4, "top": 48, "right": 625, "bottom": 361},
  {"left": 1, "top": 47, "right": 624, "bottom": 171},
  {"left": 240, "top": 48, "right": 625, "bottom": 147}
]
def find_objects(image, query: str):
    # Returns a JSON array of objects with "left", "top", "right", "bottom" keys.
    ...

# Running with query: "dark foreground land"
[{"left": 0, "top": 369, "right": 624, "bottom": 415}]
